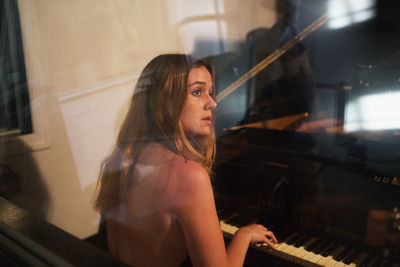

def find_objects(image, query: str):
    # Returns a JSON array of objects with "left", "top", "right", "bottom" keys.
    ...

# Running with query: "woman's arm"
[{"left": 172, "top": 160, "right": 276, "bottom": 267}]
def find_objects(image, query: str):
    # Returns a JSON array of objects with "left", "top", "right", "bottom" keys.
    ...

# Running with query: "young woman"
[{"left": 94, "top": 54, "right": 277, "bottom": 267}]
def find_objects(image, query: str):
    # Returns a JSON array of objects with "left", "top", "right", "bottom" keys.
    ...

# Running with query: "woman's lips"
[{"left": 202, "top": 116, "right": 212, "bottom": 125}]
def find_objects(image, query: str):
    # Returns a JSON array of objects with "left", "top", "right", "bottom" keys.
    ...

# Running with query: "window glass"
[{"left": 1, "top": 0, "right": 399, "bottom": 266}]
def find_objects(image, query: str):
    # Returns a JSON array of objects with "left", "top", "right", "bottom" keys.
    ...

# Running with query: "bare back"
[{"left": 106, "top": 142, "right": 190, "bottom": 267}]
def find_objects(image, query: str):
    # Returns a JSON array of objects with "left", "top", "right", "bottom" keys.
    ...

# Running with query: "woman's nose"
[{"left": 205, "top": 95, "right": 217, "bottom": 111}]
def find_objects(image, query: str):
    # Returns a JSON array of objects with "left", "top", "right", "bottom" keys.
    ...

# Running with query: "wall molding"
[{"left": 57, "top": 74, "right": 139, "bottom": 103}]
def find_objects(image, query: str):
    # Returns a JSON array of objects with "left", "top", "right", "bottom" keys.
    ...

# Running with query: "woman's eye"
[{"left": 192, "top": 89, "right": 202, "bottom": 96}]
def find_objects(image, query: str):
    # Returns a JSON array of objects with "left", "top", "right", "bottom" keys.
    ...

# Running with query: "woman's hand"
[{"left": 238, "top": 224, "right": 278, "bottom": 249}]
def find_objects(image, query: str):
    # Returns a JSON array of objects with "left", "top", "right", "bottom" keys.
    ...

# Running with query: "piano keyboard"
[{"left": 220, "top": 221, "right": 387, "bottom": 267}]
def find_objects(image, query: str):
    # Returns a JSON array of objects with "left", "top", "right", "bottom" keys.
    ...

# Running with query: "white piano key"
[
  {"left": 220, "top": 220, "right": 373, "bottom": 267},
  {"left": 276, "top": 233, "right": 303, "bottom": 262},
  {"left": 288, "top": 243, "right": 310, "bottom": 263},
  {"left": 220, "top": 220, "right": 238, "bottom": 235},
  {"left": 296, "top": 242, "right": 322, "bottom": 266},
  {"left": 271, "top": 233, "right": 298, "bottom": 261},
  {"left": 272, "top": 241, "right": 291, "bottom": 259},
  {"left": 255, "top": 241, "right": 282, "bottom": 257},
  {"left": 329, "top": 262, "right": 345, "bottom": 267},
  {"left": 221, "top": 220, "right": 297, "bottom": 263},
  {"left": 316, "top": 245, "right": 347, "bottom": 266},
  {"left": 305, "top": 254, "right": 324, "bottom": 267},
  {"left": 272, "top": 233, "right": 298, "bottom": 254},
  {"left": 280, "top": 243, "right": 300, "bottom": 262},
  {"left": 294, "top": 237, "right": 319, "bottom": 265},
  {"left": 303, "top": 242, "right": 327, "bottom": 266}
]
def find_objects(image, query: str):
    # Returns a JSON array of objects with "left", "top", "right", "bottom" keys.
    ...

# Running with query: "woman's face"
[{"left": 180, "top": 66, "right": 217, "bottom": 137}]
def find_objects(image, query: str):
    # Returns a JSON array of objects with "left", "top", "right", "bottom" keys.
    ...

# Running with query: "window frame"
[{"left": 1, "top": 0, "right": 51, "bottom": 157}]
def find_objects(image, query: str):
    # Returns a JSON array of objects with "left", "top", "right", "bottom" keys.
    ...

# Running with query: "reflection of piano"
[
  {"left": 214, "top": 125, "right": 400, "bottom": 266},
  {"left": 210, "top": 0, "right": 400, "bottom": 266}
]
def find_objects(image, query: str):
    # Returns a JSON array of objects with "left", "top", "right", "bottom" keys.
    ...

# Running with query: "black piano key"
[
  {"left": 277, "top": 230, "right": 293, "bottom": 241},
  {"left": 229, "top": 208, "right": 259, "bottom": 227},
  {"left": 301, "top": 236, "right": 320, "bottom": 254},
  {"left": 313, "top": 240, "right": 331, "bottom": 254},
  {"left": 305, "top": 238, "right": 322, "bottom": 251},
  {"left": 268, "top": 225, "right": 292, "bottom": 241},
  {"left": 293, "top": 234, "right": 309, "bottom": 247},
  {"left": 271, "top": 230, "right": 293, "bottom": 242},
  {"left": 334, "top": 247, "right": 352, "bottom": 261},
  {"left": 224, "top": 214, "right": 240, "bottom": 226},
  {"left": 343, "top": 250, "right": 361, "bottom": 264},
  {"left": 321, "top": 243, "right": 339, "bottom": 257},
  {"left": 343, "top": 237, "right": 365, "bottom": 263},
  {"left": 286, "top": 233, "right": 302, "bottom": 245},
  {"left": 371, "top": 258, "right": 387, "bottom": 267},
  {"left": 217, "top": 210, "right": 231, "bottom": 220},
  {"left": 360, "top": 255, "right": 378, "bottom": 267},
  {"left": 233, "top": 215, "right": 253, "bottom": 227}
]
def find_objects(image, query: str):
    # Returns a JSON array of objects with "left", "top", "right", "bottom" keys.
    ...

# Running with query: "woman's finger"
[
  {"left": 256, "top": 238, "right": 276, "bottom": 249},
  {"left": 266, "top": 231, "right": 278, "bottom": 243},
  {"left": 264, "top": 238, "right": 277, "bottom": 249}
]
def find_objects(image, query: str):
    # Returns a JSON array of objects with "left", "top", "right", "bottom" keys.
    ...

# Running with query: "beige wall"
[{"left": 2, "top": 0, "right": 276, "bottom": 238}]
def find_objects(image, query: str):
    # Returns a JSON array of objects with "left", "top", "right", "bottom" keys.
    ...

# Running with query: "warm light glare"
[{"left": 345, "top": 91, "right": 400, "bottom": 131}]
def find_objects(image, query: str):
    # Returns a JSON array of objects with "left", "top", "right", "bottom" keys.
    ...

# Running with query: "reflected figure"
[
  {"left": 94, "top": 54, "right": 277, "bottom": 267},
  {"left": 242, "top": 0, "right": 314, "bottom": 124}
]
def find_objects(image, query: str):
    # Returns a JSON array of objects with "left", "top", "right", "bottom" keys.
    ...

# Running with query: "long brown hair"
[{"left": 94, "top": 54, "right": 216, "bottom": 213}]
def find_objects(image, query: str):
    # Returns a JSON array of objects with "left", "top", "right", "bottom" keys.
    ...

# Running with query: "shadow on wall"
[{"left": 0, "top": 139, "right": 50, "bottom": 220}]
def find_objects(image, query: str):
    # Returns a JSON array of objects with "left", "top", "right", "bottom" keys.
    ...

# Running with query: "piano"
[{"left": 208, "top": 0, "right": 400, "bottom": 266}]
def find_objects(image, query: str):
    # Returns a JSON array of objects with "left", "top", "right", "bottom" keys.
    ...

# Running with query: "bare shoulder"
[
  {"left": 164, "top": 155, "right": 214, "bottom": 212},
  {"left": 171, "top": 156, "right": 210, "bottom": 190},
  {"left": 138, "top": 142, "right": 210, "bottom": 186}
]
